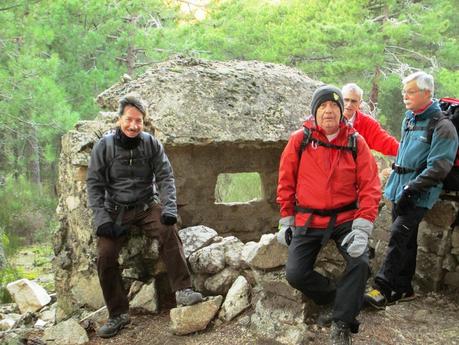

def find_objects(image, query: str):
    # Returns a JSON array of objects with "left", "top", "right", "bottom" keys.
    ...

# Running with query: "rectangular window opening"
[{"left": 215, "top": 172, "right": 264, "bottom": 204}]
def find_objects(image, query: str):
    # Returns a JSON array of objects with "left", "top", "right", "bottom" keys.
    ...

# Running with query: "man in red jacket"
[
  {"left": 276, "top": 85, "right": 381, "bottom": 345},
  {"left": 342, "top": 83, "right": 399, "bottom": 156}
]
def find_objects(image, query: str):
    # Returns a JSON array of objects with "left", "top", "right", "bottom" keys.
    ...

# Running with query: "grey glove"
[
  {"left": 341, "top": 218, "right": 373, "bottom": 258},
  {"left": 277, "top": 216, "right": 295, "bottom": 246}
]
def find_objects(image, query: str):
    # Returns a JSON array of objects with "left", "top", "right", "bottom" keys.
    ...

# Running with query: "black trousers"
[
  {"left": 97, "top": 204, "right": 191, "bottom": 317},
  {"left": 285, "top": 221, "right": 370, "bottom": 326},
  {"left": 374, "top": 204, "right": 428, "bottom": 295}
]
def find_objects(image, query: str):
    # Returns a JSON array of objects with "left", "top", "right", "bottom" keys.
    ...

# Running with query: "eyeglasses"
[{"left": 402, "top": 89, "right": 424, "bottom": 96}]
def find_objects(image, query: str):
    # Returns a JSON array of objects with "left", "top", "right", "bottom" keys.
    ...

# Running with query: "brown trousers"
[{"left": 96, "top": 203, "right": 191, "bottom": 317}]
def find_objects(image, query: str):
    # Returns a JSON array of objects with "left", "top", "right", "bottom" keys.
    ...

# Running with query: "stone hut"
[
  {"left": 55, "top": 57, "right": 322, "bottom": 319},
  {"left": 94, "top": 56, "right": 322, "bottom": 241}
]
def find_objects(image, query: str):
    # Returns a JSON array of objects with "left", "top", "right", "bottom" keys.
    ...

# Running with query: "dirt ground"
[{"left": 84, "top": 291, "right": 459, "bottom": 345}]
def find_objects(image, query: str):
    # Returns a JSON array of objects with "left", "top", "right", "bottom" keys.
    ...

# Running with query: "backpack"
[
  {"left": 439, "top": 98, "right": 459, "bottom": 191},
  {"left": 401, "top": 98, "right": 459, "bottom": 192},
  {"left": 104, "top": 131, "right": 155, "bottom": 183},
  {"left": 298, "top": 126, "right": 358, "bottom": 159}
]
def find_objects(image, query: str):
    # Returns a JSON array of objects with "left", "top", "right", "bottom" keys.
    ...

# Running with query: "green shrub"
[
  {"left": 0, "top": 175, "right": 57, "bottom": 250},
  {"left": 0, "top": 264, "right": 21, "bottom": 303}
]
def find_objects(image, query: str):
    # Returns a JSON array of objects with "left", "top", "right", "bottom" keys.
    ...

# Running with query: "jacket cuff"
[
  {"left": 93, "top": 208, "right": 113, "bottom": 230},
  {"left": 352, "top": 217, "right": 374, "bottom": 235}
]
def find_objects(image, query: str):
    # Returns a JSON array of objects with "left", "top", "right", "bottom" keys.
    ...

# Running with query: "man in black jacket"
[{"left": 87, "top": 94, "right": 202, "bottom": 338}]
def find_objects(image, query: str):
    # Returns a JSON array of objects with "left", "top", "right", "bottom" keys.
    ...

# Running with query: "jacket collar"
[{"left": 405, "top": 99, "right": 441, "bottom": 122}]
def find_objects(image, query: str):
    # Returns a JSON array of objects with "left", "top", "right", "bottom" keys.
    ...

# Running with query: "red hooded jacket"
[
  {"left": 352, "top": 110, "right": 399, "bottom": 156},
  {"left": 277, "top": 119, "right": 381, "bottom": 228}
]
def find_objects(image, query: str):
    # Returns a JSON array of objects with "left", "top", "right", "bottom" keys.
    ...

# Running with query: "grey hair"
[
  {"left": 118, "top": 93, "right": 148, "bottom": 118},
  {"left": 342, "top": 83, "right": 363, "bottom": 99},
  {"left": 402, "top": 71, "right": 434, "bottom": 95}
]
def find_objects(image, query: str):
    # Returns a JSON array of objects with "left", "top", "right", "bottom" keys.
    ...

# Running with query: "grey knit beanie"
[{"left": 311, "top": 85, "right": 344, "bottom": 119}]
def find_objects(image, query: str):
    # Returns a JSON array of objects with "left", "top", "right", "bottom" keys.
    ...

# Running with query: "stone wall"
[{"left": 169, "top": 143, "right": 284, "bottom": 241}]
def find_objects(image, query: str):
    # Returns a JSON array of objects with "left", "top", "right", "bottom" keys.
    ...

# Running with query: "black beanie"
[{"left": 310, "top": 85, "right": 344, "bottom": 119}]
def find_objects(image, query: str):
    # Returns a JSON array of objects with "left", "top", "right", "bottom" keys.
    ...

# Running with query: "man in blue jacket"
[{"left": 365, "top": 71, "right": 458, "bottom": 308}]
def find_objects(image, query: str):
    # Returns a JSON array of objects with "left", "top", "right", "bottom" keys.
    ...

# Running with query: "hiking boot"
[
  {"left": 96, "top": 313, "right": 130, "bottom": 338},
  {"left": 365, "top": 288, "right": 416, "bottom": 310},
  {"left": 329, "top": 321, "right": 352, "bottom": 345},
  {"left": 387, "top": 288, "right": 416, "bottom": 305},
  {"left": 175, "top": 288, "right": 203, "bottom": 306},
  {"left": 364, "top": 288, "right": 387, "bottom": 310},
  {"left": 316, "top": 304, "right": 333, "bottom": 327}
]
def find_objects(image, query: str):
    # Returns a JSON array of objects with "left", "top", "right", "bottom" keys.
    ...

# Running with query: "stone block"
[
  {"left": 218, "top": 276, "right": 251, "bottom": 321},
  {"left": 241, "top": 234, "right": 287, "bottom": 270},
  {"left": 170, "top": 295, "right": 223, "bottom": 335},
  {"left": 130, "top": 280, "right": 158, "bottom": 314},
  {"left": 6, "top": 279, "right": 51, "bottom": 314},
  {"left": 42, "top": 318, "right": 89, "bottom": 345},
  {"left": 179, "top": 225, "right": 218, "bottom": 258}
]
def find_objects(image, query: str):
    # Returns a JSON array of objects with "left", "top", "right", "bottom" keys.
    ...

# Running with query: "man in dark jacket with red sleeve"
[
  {"left": 276, "top": 85, "right": 381, "bottom": 345},
  {"left": 342, "top": 83, "right": 399, "bottom": 156}
]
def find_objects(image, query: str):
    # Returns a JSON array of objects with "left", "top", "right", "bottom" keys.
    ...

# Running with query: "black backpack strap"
[
  {"left": 140, "top": 132, "right": 153, "bottom": 157},
  {"left": 298, "top": 126, "right": 312, "bottom": 159},
  {"left": 426, "top": 112, "right": 447, "bottom": 144},
  {"left": 104, "top": 133, "right": 116, "bottom": 183},
  {"left": 298, "top": 126, "right": 358, "bottom": 160},
  {"left": 311, "top": 139, "right": 356, "bottom": 157},
  {"left": 349, "top": 132, "right": 358, "bottom": 160}
]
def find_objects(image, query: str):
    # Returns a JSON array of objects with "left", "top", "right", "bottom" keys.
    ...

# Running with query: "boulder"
[
  {"left": 219, "top": 276, "right": 251, "bottom": 321},
  {"left": 6, "top": 279, "right": 51, "bottom": 314},
  {"left": 189, "top": 242, "right": 226, "bottom": 274},
  {"left": 169, "top": 295, "right": 223, "bottom": 335},
  {"left": 42, "top": 318, "right": 89, "bottom": 345},
  {"left": 129, "top": 280, "right": 158, "bottom": 313},
  {"left": 204, "top": 267, "right": 240, "bottom": 295},
  {"left": 241, "top": 234, "right": 288, "bottom": 269},
  {"left": 179, "top": 225, "right": 218, "bottom": 258}
]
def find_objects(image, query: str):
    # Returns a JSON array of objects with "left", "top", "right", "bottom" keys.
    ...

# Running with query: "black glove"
[
  {"left": 396, "top": 187, "right": 418, "bottom": 215},
  {"left": 285, "top": 227, "right": 293, "bottom": 246},
  {"left": 160, "top": 214, "right": 177, "bottom": 226},
  {"left": 96, "top": 222, "right": 127, "bottom": 238}
]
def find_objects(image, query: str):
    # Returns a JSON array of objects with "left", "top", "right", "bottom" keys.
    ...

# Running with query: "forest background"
[{"left": 0, "top": 0, "right": 458, "bottom": 291}]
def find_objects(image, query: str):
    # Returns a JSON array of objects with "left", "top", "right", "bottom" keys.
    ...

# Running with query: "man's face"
[
  {"left": 316, "top": 101, "right": 341, "bottom": 134},
  {"left": 402, "top": 80, "right": 431, "bottom": 111},
  {"left": 119, "top": 105, "right": 144, "bottom": 138},
  {"left": 343, "top": 89, "right": 361, "bottom": 119}
]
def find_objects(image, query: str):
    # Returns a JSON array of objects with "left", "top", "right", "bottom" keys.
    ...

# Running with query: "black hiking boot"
[
  {"left": 329, "top": 321, "right": 352, "bottom": 345},
  {"left": 96, "top": 313, "right": 130, "bottom": 338}
]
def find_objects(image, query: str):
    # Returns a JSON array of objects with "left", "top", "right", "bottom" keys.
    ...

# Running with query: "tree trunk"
[
  {"left": 0, "top": 229, "right": 6, "bottom": 270},
  {"left": 29, "top": 125, "right": 42, "bottom": 192},
  {"left": 369, "top": 66, "right": 381, "bottom": 115}
]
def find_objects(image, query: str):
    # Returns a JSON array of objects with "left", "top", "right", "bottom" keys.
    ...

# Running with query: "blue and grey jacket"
[
  {"left": 385, "top": 100, "right": 458, "bottom": 209},
  {"left": 87, "top": 131, "right": 177, "bottom": 229}
]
